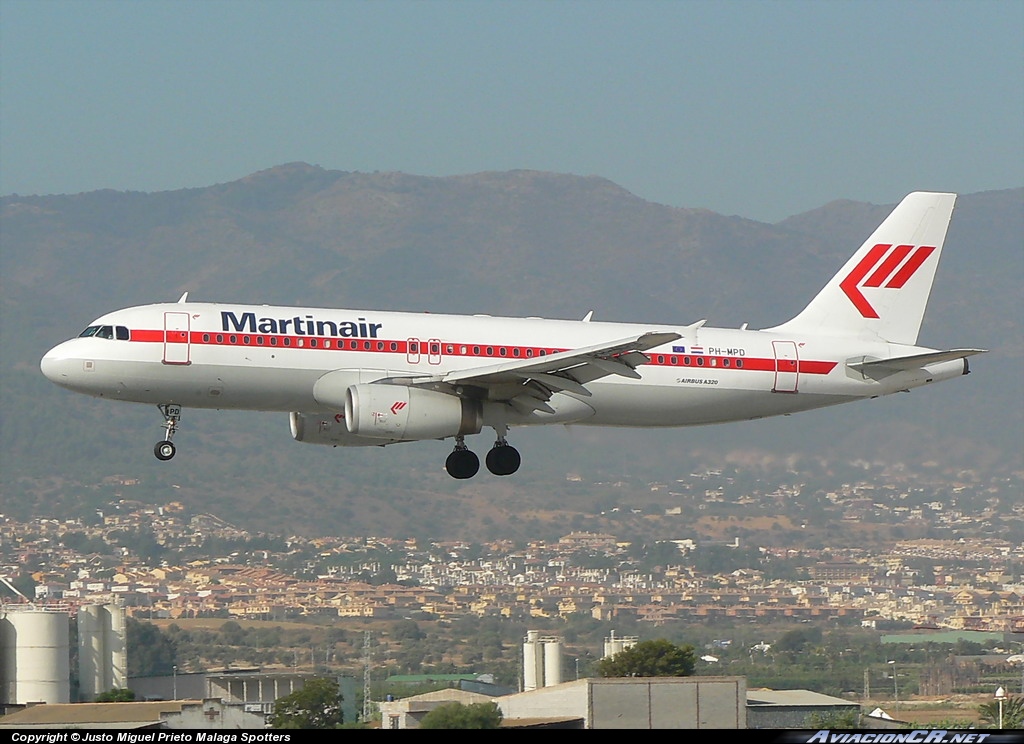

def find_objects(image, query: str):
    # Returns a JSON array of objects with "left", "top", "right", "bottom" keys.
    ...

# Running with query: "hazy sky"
[{"left": 2, "top": 0, "right": 1021, "bottom": 222}]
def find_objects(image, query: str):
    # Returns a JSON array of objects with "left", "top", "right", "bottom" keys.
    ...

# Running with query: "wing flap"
[{"left": 423, "top": 330, "right": 681, "bottom": 403}]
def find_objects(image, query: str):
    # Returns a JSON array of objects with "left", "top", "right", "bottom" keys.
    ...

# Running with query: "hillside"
[{"left": 1, "top": 167, "right": 1020, "bottom": 537}]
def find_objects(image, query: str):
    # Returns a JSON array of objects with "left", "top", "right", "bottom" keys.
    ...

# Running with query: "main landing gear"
[
  {"left": 154, "top": 403, "right": 181, "bottom": 461},
  {"left": 445, "top": 429, "right": 521, "bottom": 480}
]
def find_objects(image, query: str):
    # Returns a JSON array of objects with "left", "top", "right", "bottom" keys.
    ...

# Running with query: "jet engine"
[
  {"left": 345, "top": 384, "right": 482, "bottom": 441},
  {"left": 289, "top": 411, "right": 400, "bottom": 447}
]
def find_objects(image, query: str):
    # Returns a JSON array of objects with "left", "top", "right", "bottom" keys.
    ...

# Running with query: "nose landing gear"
[{"left": 154, "top": 404, "right": 181, "bottom": 461}]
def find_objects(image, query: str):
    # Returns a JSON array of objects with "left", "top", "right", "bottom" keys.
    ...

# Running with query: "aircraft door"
[
  {"left": 407, "top": 338, "right": 421, "bottom": 365},
  {"left": 772, "top": 340, "right": 798, "bottom": 393},
  {"left": 163, "top": 312, "right": 191, "bottom": 365},
  {"left": 428, "top": 338, "right": 442, "bottom": 365}
]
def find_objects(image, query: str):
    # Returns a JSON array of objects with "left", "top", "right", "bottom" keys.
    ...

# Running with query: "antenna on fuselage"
[{"left": 177, "top": 292, "right": 189, "bottom": 304}]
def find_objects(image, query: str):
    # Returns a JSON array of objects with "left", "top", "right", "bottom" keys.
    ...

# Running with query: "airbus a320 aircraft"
[{"left": 41, "top": 192, "right": 985, "bottom": 479}]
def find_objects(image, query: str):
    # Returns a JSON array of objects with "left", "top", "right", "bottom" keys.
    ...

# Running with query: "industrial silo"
[
  {"left": 522, "top": 631, "right": 563, "bottom": 690},
  {"left": 0, "top": 609, "right": 15, "bottom": 703},
  {"left": 522, "top": 630, "right": 541, "bottom": 691},
  {"left": 78, "top": 602, "right": 127, "bottom": 701},
  {"left": 603, "top": 629, "right": 638, "bottom": 659},
  {"left": 0, "top": 605, "right": 70, "bottom": 704},
  {"left": 542, "top": 637, "right": 563, "bottom": 686}
]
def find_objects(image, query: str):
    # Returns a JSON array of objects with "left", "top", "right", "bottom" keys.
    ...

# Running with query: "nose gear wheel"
[{"left": 155, "top": 404, "right": 182, "bottom": 461}]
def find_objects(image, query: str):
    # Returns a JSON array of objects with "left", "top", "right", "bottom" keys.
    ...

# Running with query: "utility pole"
[{"left": 362, "top": 631, "right": 372, "bottom": 723}]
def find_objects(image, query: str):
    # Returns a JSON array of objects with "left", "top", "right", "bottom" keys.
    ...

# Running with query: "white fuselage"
[
  {"left": 36, "top": 192, "right": 981, "bottom": 477},
  {"left": 40, "top": 300, "right": 964, "bottom": 431}
]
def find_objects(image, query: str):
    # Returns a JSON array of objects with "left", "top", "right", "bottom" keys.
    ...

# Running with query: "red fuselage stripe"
[{"left": 128, "top": 329, "right": 839, "bottom": 375}]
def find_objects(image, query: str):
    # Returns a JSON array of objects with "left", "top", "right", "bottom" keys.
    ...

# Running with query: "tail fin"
[{"left": 767, "top": 191, "right": 956, "bottom": 345}]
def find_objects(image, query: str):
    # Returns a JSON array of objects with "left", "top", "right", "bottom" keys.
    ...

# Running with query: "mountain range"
[{"left": 1, "top": 165, "right": 1020, "bottom": 538}]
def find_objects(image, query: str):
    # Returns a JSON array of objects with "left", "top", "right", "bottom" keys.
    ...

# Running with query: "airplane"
[{"left": 40, "top": 191, "right": 985, "bottom": 479}]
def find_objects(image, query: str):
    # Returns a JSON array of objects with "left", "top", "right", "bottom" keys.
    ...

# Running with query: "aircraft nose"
[{"left": 40, "top": 342, "right": 74, "bottom": 385}]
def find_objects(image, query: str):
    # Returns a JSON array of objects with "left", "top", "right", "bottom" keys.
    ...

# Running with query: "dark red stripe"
[
  {"left": 886, "top": 246, "right": 935, "bottom": 288},
  {"left": 864, "top": 244, "right": 913, "bottom": 287},
  {"left": 840, "top": 243, "right": 890, "bottom": 318}
]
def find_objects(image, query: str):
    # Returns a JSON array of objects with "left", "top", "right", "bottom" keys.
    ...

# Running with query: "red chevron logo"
[
  {"left": 840, "top": 243, "right": 935, "bottom": 318},
  {"left": 391, "top": 401, "right": 407, "bottom": 415}
]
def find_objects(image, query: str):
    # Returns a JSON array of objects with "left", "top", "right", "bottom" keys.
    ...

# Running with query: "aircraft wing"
[{"left": 410, "top": 331, "right": 681, "bottom": 414}]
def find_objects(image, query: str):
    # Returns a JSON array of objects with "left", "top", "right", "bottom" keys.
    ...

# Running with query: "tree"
[
  {"left": 95, "top": 687, "right": 135, "bottom": 702},
  {"left": 270, "top": 677, "right": 344, "bottom": 729},
  {"left": 596, "top": 638, "right": 696, "bottom": 677},
  {"left": 126, "top": 618, "right": 177, "bottom": 677},
  {"left": 978, "top": 695, "right": 1024, "bottom": 729},
  {"left": 419, "top": 702, "right": 503, "bottom": 729},
  {"left": 805, "top": 709, "right": 859, "bottom": 728}
]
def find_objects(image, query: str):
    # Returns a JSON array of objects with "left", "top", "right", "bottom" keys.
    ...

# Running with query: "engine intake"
[{"left": 345, "top": 384, "right": 482, "bottom": 441}]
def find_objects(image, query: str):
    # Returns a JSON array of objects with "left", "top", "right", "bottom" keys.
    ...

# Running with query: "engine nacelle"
[
  {"left": 290, "top": 411, "right": 401, "bottom": 447},
  {"left": 345, "top": 384, "right": 482, "bottom": 441}
]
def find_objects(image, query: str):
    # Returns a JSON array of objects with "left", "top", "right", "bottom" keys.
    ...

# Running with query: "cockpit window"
[
  {"left": 116, "top": 326, "right": 129, "bottom": 340},
  {"left": 79, "top": 325, "right": 118, "bottom": 339}
]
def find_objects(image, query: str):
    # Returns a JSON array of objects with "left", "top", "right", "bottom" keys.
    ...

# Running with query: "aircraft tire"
[
  {"left": 446, "top": 449, "right": 479, "bottom": 479},
  {"left": 486, "top": 445, "right": 521, "bottom": 476},
  {"left": 154, "top": 440, "right": 176, "bottom": 461}
]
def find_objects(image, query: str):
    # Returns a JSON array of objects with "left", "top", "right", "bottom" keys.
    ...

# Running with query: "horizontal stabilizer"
[{"left": 848, "top": 348, "right": 987, "bottom": 378}]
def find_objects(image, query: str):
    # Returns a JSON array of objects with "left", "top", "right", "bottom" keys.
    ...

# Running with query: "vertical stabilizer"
[{"left": 767, "top": 192, "right": 956, "bottom": 345}]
